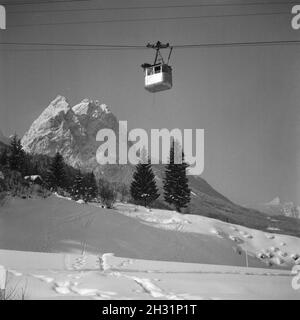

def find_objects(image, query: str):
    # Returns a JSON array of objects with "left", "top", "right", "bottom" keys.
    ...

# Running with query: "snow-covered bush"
[{"left": 98, "top": 182, "right": 117, "bottom": 209}]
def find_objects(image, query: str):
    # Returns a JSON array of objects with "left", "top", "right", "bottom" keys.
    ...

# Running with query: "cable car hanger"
[
  {"left": 147, "top": 41, "right": 173, "bottom": 65},
  {"left": 141, "top": 41, "right": 174, "bottom": 93}
]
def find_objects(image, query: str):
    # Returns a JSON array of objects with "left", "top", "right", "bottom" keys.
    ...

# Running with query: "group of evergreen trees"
[
  {"left": 0, "top": 134, "right": 191, "bottom": 212},
  {"left": 0, "top": 135, "right": 99, "bottom": 203},
  {"left": 71, "top": 170, "right": 98, "bottom": 202},
  {"left": 1, "top": 135, "right": 53, "bottom": 178},
  {"left": 0, "top": 134, "right": 121, "bottom": 205},
  {"left": 130, "top": 141, "right": 191, "bottom": 213}
]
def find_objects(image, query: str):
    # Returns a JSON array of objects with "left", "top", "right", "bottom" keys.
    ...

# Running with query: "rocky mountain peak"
[
  {"left": 45, "top": 95, "right": 70, "bottom": 114},
  {"left": 72, "top": 99, "right": 110, "bottom": 117},
  {"left": 21, "top": 95, "right": 118, "bottom": 169}
]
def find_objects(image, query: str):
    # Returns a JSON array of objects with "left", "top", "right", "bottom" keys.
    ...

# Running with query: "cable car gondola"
[{"left": 141, "top": 41, "right": 173, "bottom": 93}]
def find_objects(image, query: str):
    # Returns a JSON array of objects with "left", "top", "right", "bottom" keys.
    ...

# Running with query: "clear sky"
[{"left": 0, "top": 0, "right": 299, "bottom": 206}]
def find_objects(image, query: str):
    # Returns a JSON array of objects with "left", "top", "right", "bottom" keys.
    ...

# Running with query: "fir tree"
[
  {"left": 33, "top": 162, "right": 39, "bottom": 175},
  {"left": 71, "top": 170, "right": 84, "bottom": 201},
  {"left": 46, "top": 152, "right": 66, "bottom": 191},
  {"left": 8, "top": 134, "right": 25, "bottom": 173},
  {"left": 83, "top": 172, "right": 98, "bottom": 202},
  {"left": 22, "top": 153, "right": 34, "bottom": 176},
  {"left": 0, "top": 148, "right": 8, "bottom": 167},
  {"left": 163, "top": 141, "right": 191, "bottom": 212},
  {"left": 130, "top": 160, "right": 159, "bottom": 208}
]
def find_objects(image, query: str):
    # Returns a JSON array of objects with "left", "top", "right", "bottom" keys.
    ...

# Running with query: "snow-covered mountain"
[
  {"left": 250, "top": 197, "right": 300, "bottom": 219},
  {"left": 21, "top": 95, "right": 273, "bottom": 222},
  {"left": 22, "top": 95, "right": 119, "bottom": 170}
]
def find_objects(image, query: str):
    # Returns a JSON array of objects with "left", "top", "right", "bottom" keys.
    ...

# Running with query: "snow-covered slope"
[
  {"left": 1, "top": 249, "right": 299, "bottom": 300},
  {"left": 0, "top": 196, "right": 299, "bottom": 300},
  {"left": 116, "top": 203, "right": 300, "bottom": 268},
  {"left": 1, "top": 195, "right": 299, "bottom": 268},
  {"left": 0, "top": 196, "right": 266, "bottom": 267}
]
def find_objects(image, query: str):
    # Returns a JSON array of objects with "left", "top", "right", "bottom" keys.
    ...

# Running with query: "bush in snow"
[
  {"left": 113, "top": 182, "right": 130, "bottom": 203},
  {"left": 98, "top": 179, "right": 117, "bottom": 209}
]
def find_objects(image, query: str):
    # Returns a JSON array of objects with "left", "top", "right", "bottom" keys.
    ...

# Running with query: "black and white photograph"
[{"left": 0, "top": 0, "right": 300, "bottom": 305}]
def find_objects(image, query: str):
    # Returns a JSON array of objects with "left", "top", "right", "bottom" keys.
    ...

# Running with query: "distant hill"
[{"left": 248, "top": 197, "right": 300, "bottom": 219}]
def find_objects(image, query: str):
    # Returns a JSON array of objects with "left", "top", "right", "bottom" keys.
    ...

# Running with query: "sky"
[{"left": 0, "top": 0, "right": 299, "bottom": 206}]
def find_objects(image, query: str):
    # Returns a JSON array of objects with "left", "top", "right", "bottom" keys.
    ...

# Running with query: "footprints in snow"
[
  {"left": 22, "top": 253, "right": 118, "bottom": 298},
  {"left": 238, "top": 230, "right": 253, "bottom": 239},
  {"left": 72, "top": 255, "right": 87, "bottom": 271},
  {"left": 211, "top": 226, "right": 252, "bottom": 242},
  {"left": 131, "top": 276, "right": 216, "bottom": 300},
  {"left": 53, "top": 280, "right": 117, "bottom": 298},
  {"left": 265, "top": 233, "right": 275, "bottom": 240}
]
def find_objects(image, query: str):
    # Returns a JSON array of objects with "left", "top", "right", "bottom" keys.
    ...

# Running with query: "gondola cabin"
[{"left": 144, "top": 63, "right": 172, "bottom": 93}]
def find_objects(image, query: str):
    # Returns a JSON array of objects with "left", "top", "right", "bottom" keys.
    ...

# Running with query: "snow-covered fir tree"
[
  {"left": 130, "top": 159, "right": 159, "bottom": 208},
  {"left": 83, "top": 172, "right": 98, "bottom": 202},
  {"left": 45, "top": 152, "right": 67, "bottom": 191},
  {"left": 71, "top": 170, "right": 85, "bottom": 201},
  {"left": 163, "top": 140, "right": 191, "bottom": 212},
  {"left": 8, "top": 134, "right": 25, "bottom": 173}
]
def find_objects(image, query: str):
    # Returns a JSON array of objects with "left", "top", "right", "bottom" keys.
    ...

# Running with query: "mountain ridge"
[{"left": 248, "top": 197, "right": 300, "bottom": 219}]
